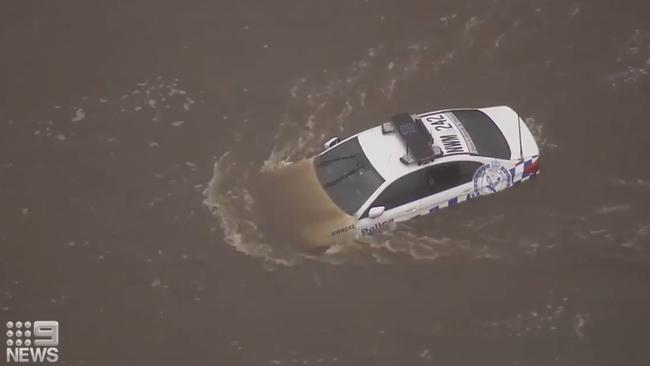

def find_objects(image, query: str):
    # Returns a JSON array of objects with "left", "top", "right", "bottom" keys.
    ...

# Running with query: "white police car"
[{"left": 309, "top": 105, "right": 540, "bottom": 242}]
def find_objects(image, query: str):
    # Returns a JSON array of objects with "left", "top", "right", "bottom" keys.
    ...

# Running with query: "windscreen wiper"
[
  {"left": 322, "top": 162, "right": 363, "bottom": 187},
  {"left": 315, "top": 154, "right": 359, "bottom": 166}
]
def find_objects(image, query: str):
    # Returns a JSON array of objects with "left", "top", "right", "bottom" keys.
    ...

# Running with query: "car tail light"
[{"left": 524, "top": 159, "right": 540, "bottom": 176}]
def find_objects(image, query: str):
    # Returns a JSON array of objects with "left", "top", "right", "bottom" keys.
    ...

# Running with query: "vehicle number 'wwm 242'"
[{"left": 422, "top": 114, "right": 466, "bottom": 154}]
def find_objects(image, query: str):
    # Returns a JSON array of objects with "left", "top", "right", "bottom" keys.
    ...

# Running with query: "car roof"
[
  {"left": 319, "top": 105, "right": 529, "bottom": 184},
  {"left": 355, "top": 109, "right": 480, "bottom": 182},
  {"left": 356, "top": 125, "right": 425, "bottom": 181}
]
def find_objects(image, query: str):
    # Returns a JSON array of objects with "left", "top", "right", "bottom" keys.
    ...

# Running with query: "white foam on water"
[
  {"left": 71, "top": 107, "right": 85, "bottom": 122},
  {"left": 438, "top": 13, "right": 457, "bottom": 28},
  {"left": 574, "top": 313, "right": 589, "bottom": 337},
  {"left": 621, "top": 224, "right": 650, "bottom": 248},
  {"left": 595, "top": 204, "right": 632, "bottom": 215},
  {"left": 26, "top": 77, "right": 201, "bottom": 156},
  {"left": 32, "top": 124, "right": 69, "bottom": 142},
  {"left": 612, "top": 60, "right": 650, "bottom": 86},
  {"left": 494, "top": 32, "right": 506, "bottom": 48},
  {"left": 569, "top": 4, "right": 581, "bottom": 17},
  {"left": 609, "top": 29, "right": 650, "bottom": 88},
  {"left": 111, "top": 77, "right": 200, "bottom": 119},
  {"left": 461, "top": 16, "right": 486, "bottom": 48},
  {"left": 524, "top": 116, "right": 558, "bottom": 151},
  {"left": 487, "top": 297, "right": 583, "bottom": 337},
  {"left": 419, "top": 349, "right": 432, "bottom": 360},
  {"left": 614, "top": 178, "right": 650, "bottom": 190}
]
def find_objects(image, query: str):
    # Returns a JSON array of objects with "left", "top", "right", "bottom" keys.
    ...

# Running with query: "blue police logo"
[{"left": 473, "top": 160, "right": 512, "bottom": 196}]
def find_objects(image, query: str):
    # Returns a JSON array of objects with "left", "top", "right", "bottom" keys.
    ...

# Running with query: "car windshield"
[
  {"left": 452, "top": 110, "right": 511, "bottom": 159},
  {"left": 314, "top": 137, "right": 385, "bottom": 215}
]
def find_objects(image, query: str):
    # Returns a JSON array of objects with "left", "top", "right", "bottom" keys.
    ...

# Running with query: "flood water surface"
[{"left": 1, "top": 1, "right": 650, "bottom": 365}]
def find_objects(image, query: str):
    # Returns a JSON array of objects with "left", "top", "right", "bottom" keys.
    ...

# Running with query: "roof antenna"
[{"left": 516, "top": 109, "right": 524, "bottom": 162}]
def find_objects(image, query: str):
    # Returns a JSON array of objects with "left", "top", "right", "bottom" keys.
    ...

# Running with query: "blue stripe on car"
[{"left": 523, "top": 159, "right": 532, "bottom": 177}]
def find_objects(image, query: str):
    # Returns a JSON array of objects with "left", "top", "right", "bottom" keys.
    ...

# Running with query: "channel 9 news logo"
[{"left": 5, "top": 321, "right": 59, "bottom": 363}]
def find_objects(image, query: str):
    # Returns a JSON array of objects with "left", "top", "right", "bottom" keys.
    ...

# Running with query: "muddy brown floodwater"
[{"left": 1, "top": 0, "right": 650, "bottom": 365}]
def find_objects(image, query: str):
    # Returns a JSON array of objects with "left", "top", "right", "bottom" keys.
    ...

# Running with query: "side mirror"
[
  {"left": 323, "top": 137, "right": 340, "bottom": 150},
  {"left": 368, "top": 206, "right": 385, "bottom": 219}
]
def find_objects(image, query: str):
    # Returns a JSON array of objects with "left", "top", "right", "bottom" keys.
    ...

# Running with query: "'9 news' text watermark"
[{"left": 5, "top": 321, "right": 59, "bottom": 363}]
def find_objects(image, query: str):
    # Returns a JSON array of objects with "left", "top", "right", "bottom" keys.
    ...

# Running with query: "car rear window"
[{"left": 452, "top": 110, "right": 511, "bottom": 159}]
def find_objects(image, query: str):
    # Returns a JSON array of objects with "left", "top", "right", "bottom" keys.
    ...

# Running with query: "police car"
[{"left": 309, "top": 106, "right": 540, "bottom": 243}]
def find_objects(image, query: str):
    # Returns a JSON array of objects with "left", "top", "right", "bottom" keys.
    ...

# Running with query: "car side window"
[
  {"left": 363, "top": 161, "right": 482, "bottom": 217},
  {"left": 426, "top": 161, "right": 482, "bottom": 192},
  {"left": 366, "top": 168, "right": 430, "bottom": 215}
]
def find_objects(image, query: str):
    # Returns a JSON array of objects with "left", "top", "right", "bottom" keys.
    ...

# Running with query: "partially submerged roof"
[
  {"left": 357, "top": 125, "right": 416, "bottom": 181},
  {"left": 333, "top": 106, "right": 528, "bottom": 183},
  {"left": 358, "top": 109, "right": 480, "bottom": 181},
  {"left": 386, "top": 113, "right": 437, "bottom": 165}
]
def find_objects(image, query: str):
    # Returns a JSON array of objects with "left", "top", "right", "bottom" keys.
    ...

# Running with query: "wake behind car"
[{"left": 261, "top": 106, "right": 540, "bottom": 248}]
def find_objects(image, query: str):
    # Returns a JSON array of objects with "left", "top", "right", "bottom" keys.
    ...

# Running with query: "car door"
[
  {"left": 357, "top": 161, "right": 482, "bottom": 234},
  {"left": 417, "top": 161, "right": 483, "bottom": 213},
  {"left": 356, "top": 168, "right": 431, "bottom": 235}
]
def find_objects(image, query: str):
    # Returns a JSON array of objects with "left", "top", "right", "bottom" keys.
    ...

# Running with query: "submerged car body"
[{"left": 274, "top": 106, "right": 540, "bottom": 247}]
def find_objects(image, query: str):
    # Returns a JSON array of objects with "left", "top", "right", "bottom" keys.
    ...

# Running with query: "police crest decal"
[{"left": 472, "top": 160, "right": 513, "bottom": 196}]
